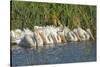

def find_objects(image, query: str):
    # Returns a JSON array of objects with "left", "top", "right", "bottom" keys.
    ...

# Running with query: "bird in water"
[
  {"left": 11, "top": 26, "right": 95, "bottom": 49},
  {"left": 67, "top": 31, "right": 78, "bottom": 42},
  {"left": 18, "top": 28, "right": 37, "bottom": 48},
  {"left": 10, "top": 29, "right": 24, "bottom": 45},
  {"left": 73, "top": 27, "right": 94, "bottom": 41}
]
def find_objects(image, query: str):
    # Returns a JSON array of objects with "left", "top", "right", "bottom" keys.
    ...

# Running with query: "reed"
[{"left": 11, "top": 1, "right": 96, "bottom": 39}]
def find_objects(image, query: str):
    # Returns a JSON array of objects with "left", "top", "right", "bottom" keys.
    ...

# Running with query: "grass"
[{"left": 10, "top": 1, "right": 96, "bottom": 39}]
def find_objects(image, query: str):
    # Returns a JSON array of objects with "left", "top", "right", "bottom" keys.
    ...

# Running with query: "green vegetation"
[{"left": 11, "top": 1, "right": 96, "bottom": 39}]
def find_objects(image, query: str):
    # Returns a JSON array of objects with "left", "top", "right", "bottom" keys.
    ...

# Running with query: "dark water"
[{"left": 11, "top": 41, "right": 96, "bottom": 66}]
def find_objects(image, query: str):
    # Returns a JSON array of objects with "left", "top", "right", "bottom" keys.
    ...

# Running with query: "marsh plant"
[{"left": 11, "top": 1, "right": 96, "bottom": 39}]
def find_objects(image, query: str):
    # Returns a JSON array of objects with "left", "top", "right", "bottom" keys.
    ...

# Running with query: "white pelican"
[
  {"left": 11, "top": 26, "right": 95, "bottom": 49},
  {"left": 10, "top": 30, "right": 15, "bottom": 41},
  {"left": 10, "top": 29, "right": 24, "bottom": 44},
  {"left": 77, "top": 27, "right": 88, "bottom": 40},
  {"left": 67, "top": 31, "right": 78, "bottom": 41},
  {"left": 73, "top": 28, "right": 81, "bottom": 41},
  {"left": 73, "top": 27, "right": 94, "bottom": 41},
  {"left": 23, "top": 28, "right": 34, "bottom": 36},
  {"left": 13, "top": 28, "right": 36, "bottom": 48},
  {"left": 50, "top": 32, "right": 61, "bottom": 44},
  {"left": 39, "top": 31, "right": 54, "bottom": 48},
  {"left": 56, "top": 26, "right": 70, "bottom": 43},
  {"left": 34, "top": 26, "right": 43, "bottom": 31},
  {"left": 57, "top": 31, "right": 66, "bottom": 43},
  {"left": 86, "top": 28, "right": 94, "bottom": 40},
  {"left": 59, "top": 26, "right": 70, "bottom": 41},
  {"left": 34, "top": 31, "right": 44, "bottom": 47},
  {"left": 18, "top": 34, "right": 37, "bottom": 48},
  {"left": 13, "top": 29, "right": 23, "bottom": 39}
]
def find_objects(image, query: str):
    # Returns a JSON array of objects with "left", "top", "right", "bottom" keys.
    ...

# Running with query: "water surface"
[{"left": 11, "top": 40, "right": 96, "bottom": 66}]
